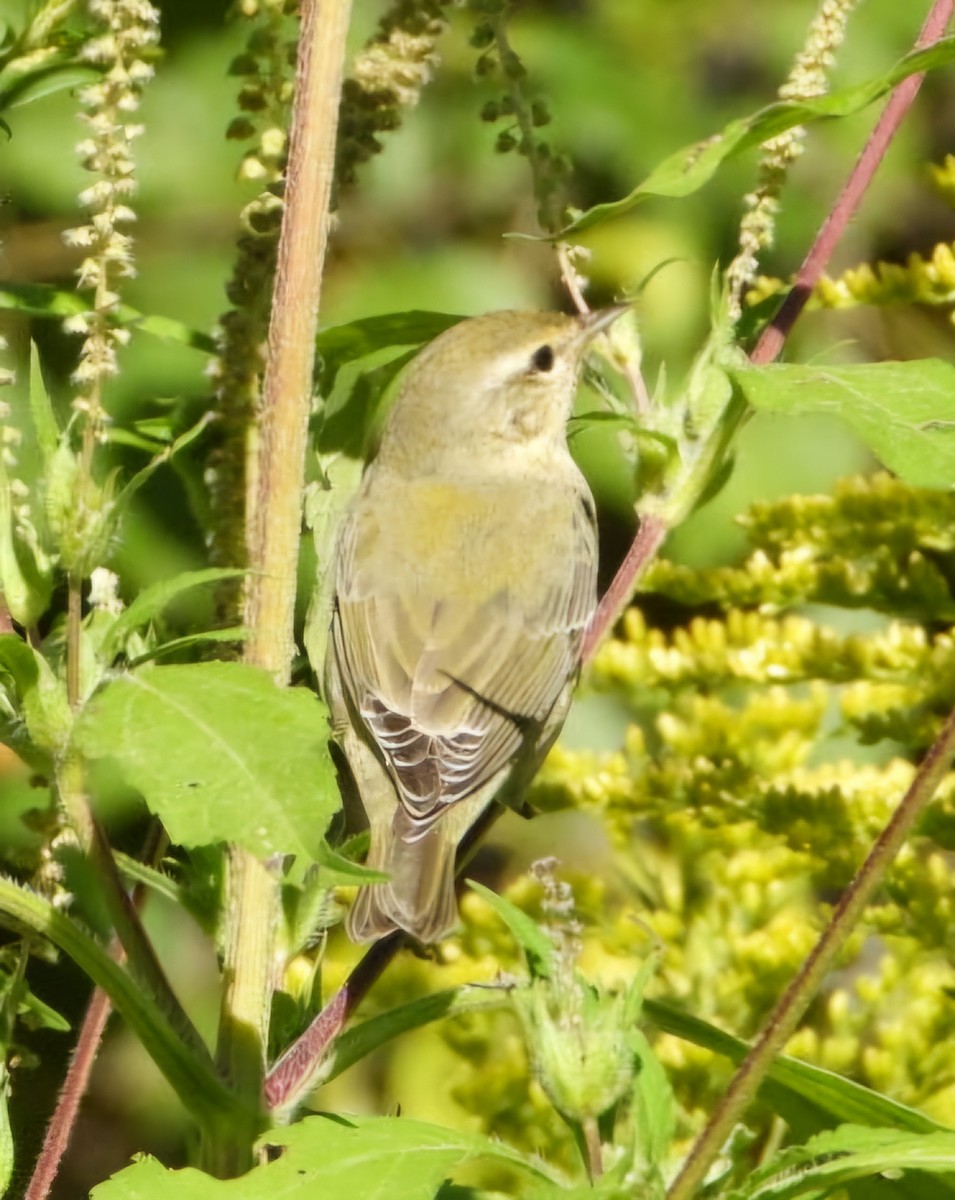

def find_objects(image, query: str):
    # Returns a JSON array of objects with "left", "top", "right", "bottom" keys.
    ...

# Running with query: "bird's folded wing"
[{"left": 332, "top": 498, "right": 596, "bottom": 826}]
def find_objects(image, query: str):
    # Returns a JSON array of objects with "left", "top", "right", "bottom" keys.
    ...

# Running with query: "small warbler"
[{"left": 327, "top": 307, "right": 627, "bottom": 943}]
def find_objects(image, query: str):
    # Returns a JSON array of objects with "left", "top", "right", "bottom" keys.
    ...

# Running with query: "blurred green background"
[{"left": 3, "top": 0, "right": 955, "bottom": 1194}]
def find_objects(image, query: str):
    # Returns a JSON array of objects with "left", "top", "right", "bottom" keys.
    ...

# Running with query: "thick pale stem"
[
  {"left": 216, "top": 0, "right": 352, "bottom": 1161},
  {"left": 215, "top": 848, "right": 279, "bottom": 1101},
  {"left": 243, "top": 0, "right": 352, "bottom": 680}
]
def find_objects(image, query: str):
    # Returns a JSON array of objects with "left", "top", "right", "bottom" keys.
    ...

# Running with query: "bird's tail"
[{"left": 346, "top": 810, "right": 458, "bottom": 944}]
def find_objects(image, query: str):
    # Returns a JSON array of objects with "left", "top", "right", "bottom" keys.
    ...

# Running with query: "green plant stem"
[
  {"left": 214, "top": 0, "right": 352, "bottom": 1168},
  {"left": 65, "top": 575, "right": 81, "bottom": 713},
  {"left": 208, "top": 849, "right": 277, "bottom": 1174},
  {"left": 55, "top": 756, "right": 208, "bottom": 1067},
  {"left": 666, "top": 704, "right": 955, "bottom": 1200},
  {"left": 23, "top": 0, "right": 78, "bottom": 50},
  {"left": 491, "top": 13, "right": 560, "bottom": 234},
  {"left": 582, "top": 1117, "right": 603, "bottom": 1180}
]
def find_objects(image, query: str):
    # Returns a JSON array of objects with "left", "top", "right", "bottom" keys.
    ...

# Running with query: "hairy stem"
[
  {"left": 210, "top": 849, "right": 278, "bottom": 1173},
  {"left": 264, "top": 933, "right": 402, "bottom": 1116},
  {"left": 216, "top": 0, "right": 352, "bottom": 1165},
  {"left": 65, "top": 576, "right": 82, "bottom": 712},
  {"left": 24, "top": 824, "right": 169, "bottom": 1200},
  {"left": 242, "top": 0, "right": 351, "bottom": 679},
  {"left": 582, "top": 1116, "right": 603, "bottom": 1180},
  {"left": 24, "top": 989, "right": 112, "bottom": 1200}
]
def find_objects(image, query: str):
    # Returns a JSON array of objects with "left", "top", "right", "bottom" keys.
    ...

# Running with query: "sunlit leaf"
[
  {"left": 562, "top": 40, "right": 955, "bottom": 234},
  {"left": 91, "top": 1114, "right": 557, "bottom": 1200},
  {"left": 730, "top": 359, "right": 955, "bottom": 490},
  {"left": 729, "top": 1125, "right": 955, "bottom": 1200},
  {"left": 74, "top": 663, "right": 338, "bottom": 865},
  {"left": 98, "top": 567, "right": 246, "bottom": 663},
  {"left": 0, "top": 283, "right": 216, "bottom": 353}
]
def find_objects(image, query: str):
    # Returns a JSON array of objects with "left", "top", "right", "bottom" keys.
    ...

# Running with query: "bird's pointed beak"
[{"left": 573, "top": 302, "right": 632, "bottom": 346}]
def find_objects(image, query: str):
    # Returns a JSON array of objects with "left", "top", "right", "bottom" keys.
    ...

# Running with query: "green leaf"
[
  {"left": 18, "top": 985, "right": 70, "bottom": 1034},
  {"left": 312, "top": 838, "right": 388, "bottom": 885},
  {"left": 644, "top": 999, "right": 943, "bottom": 1136},
  {"left": 628, "top": 1027, "right": 674, "bottom": 1170},
  {"left": 27, "top": 341, "right": 59, "bottom": 463},
  {"left": 127, "top": 626, "right": 249, "bottom": 667},
  {"left": 316, "top": 311, "right": 462, "bottom": 397},
  {"left": 73, "top": 663, "right": 339, "bottom": 865},
  {"left": 1, "top": 62, "right": 97, "bottom": 109},
  {"left": 567, "top": 409, "right": 641, "bottom": 438},
  {"left": 98, "top": 568, "right": 247, "bottom": 664},
  {"left": 0, "top": 283, "right": 217, "bottom": 353},
  {"left": 114, "top": 852, "right": 183, "bottom": 907},
  {"left": 0, "top": 633, "right": 70, "bottom": 765},
  {"left": 114, "top": 411, "right": 216, "bottom": 512},
  {"left": 730, "top": 1125, "right": 955, "bottom": 1200},
  {"left": 729, "top": 360, "right": 955, "bottom": 490},
  {"left": 0, "top": 455, "right": 52, "bottom": 627},
  {"left": 562, "top": 39, "right": 955, "bottom": 235},
  {"left": 466, "top": 879, "right": 556, "bottom": 980},
  {"left": 316, "top": 348, "right": 418, "bottom": 458},
  {"left": 324, "top": 986, "right": 507, "bottom": 1084},
  {"left": 91, "top": 1113, "right": 556, "bottom": 1200}
]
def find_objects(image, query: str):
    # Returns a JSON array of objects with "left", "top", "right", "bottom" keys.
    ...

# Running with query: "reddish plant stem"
[
  {"left": 264, "top": 932, "right": 402, "bottom": 1113},
  {"left": 752, "top": 0, "right": 954, "bottom": 366},
  {"left": 25, "top": 825, "right": 168, "bottom": 1200},
  {"left": 582, "top": 513, "right": 668, "bottom": 663},
  {"left": 24, "top": 987, "right": 114, "bottom": 1200}
]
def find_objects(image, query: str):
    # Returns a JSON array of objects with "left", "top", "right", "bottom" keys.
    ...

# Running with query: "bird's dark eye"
[{"left": 530, "top": 344, "right": 554, "bottom": 372}]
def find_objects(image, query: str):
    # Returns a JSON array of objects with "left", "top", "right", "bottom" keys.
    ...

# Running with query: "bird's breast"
[{"left": 354, "top": 470, "right": 585, "bottom": 605}]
